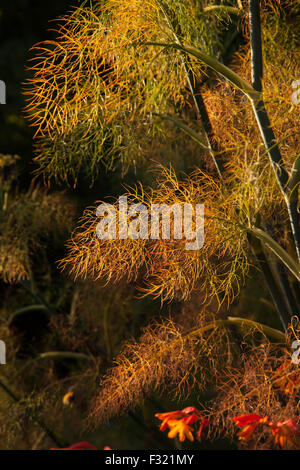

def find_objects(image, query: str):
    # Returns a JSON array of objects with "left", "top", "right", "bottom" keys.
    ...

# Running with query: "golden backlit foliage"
[
  {"left": 60, "top": 165, "right": 250, "bottom": 304},
  {"left": 24, "top": 0, "right": 241, "bottom": 183},
  {"left": 56, "top": 1, "right": 300, "bottom": 304},
  {"left": 202, "top": 1, "right": 300, "bottom": 224},
  {"left": 91, "top": 313, "right": 300, "bottom": 449},
  {"left": 209, "top": 317, "right": 300, "bottom": 449},
  {"left": 0, "top": 188, "right": 75, "bottom": 283},
  {"left": 16, "top": 0, "right": 300, "bottom": 450},
  {"left": 92, "top": 309, "right": 233, "bottom": 423}
]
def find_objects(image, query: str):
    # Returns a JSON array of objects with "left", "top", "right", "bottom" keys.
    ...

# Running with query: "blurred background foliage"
[{"left": 0, "top": 0, "right": 299, "bottom": 450}]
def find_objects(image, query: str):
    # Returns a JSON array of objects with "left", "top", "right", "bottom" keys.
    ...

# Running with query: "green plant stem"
[
  {"left": 247, "top": 227, "right": 300, "bottom": 282},
  {"left": 261, "top": 219, "right": 299, "bottom": 321},
  {"left": 286, "top": 199, "right": 300, "bottom": 262},
  {"left": 8, "top": 304, "right": 48, "bottom": 325},
  {"left": 225, "top": 317, "right": 285, "bottom": 341},
  {"left": 249, "top": 0, "right": 263, "bottom": 92},
  {"left": 149, "top": 42, "right": 259, "bottom": 99},
  {"left": 155, "top": 114, "right": 210, "bottom": 150},
  {"left": 287, "top": 154, "right": 300, "bottom": 198},
  {"left": 251, "top": 100, "right": 289, "bottom": 190},
  {"left": 203, "top": 5, "right": 242, "bottom": 15},
  {"left": 249, "top": 0, "right": 300, "bottom": 262},
  {"left": 184, "top": 73, "right": 225, "bottom": 178},
  {"left": 260, "top": 257, "right": 291, "bottom": 329},
  {"left": 206, "top": 215, "right": 300, "bottom": 283},
  {"left": 37, "top": 351, "right": 91, "bottom": 362},
  {"left": 292, "top": 279, "right": 300, "bottom": 309},
  {"left": 248, "top": 233, "right": 290, "bottom": 328},
  {"left": 156, "top": 2, "right": 225, "bottom": 178},
  {"left": 10, "top": 351, "right": 92, "bottom": 383},
  {"left": 276, "top": 263, "right": 299, "bottom": 316},
  {"left": 187, "top": 317, "right": 285, "bottom": 342}
]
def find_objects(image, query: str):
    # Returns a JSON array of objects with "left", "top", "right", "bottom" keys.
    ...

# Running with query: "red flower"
[
  {"left": 233, "top": 414, "right": 300, "bottom": 447},
  {"left": 197, "top": 419, "right": 210, "bottom": 441},
  {"left": 155, "top": 406, "right": 209, "bottom": 443},
  {"left": 50, "top": 441, "right": 97, "bottom": 450},
  {"left": 155, "top": 410, "right": 185, "bottom": 431},
  {"left": 233, "top": 414, "right": 266, "bottom": 427},
  {"left": 183, "top": 414, "right": 200, "bottom": 426},
  {"left": 181, "top": 406, "right": 201, "bottom": 415},
  {"left": 233, "top": 414, "right": 269, "bottom": 442}
]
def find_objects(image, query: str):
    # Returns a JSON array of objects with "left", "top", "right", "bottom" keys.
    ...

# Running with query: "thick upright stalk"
[
  {"left": 249, "top": 0, "right": 263, "bottom": 92},
  {"left": 249, "top": 0, "right": 300, "bottom": 261},
  {"left": 183, "top": 61, "right": 225, "bottom": 178},
  {"left": 157, "top": 1, "right": 224, "bottom": 178},
  {"left": 287, "top": 199, "right": 300, "bottom": 263},
  {"left": 249, "top": 233, "right": 290, "bottom": 329},
  {"left": 276, "top": 263, "right": 299, "bottom": 316},
  {"left": 251, "top": 101, "right": 289, "bottom": 190}
]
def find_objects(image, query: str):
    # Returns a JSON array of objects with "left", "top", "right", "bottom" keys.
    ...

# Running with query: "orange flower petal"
[
  {"left": 167, "top": 419, "right": 194, "bottom": 442},
  {"left": 233, "top": 414, "right": 265, "bottom": 427}
]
